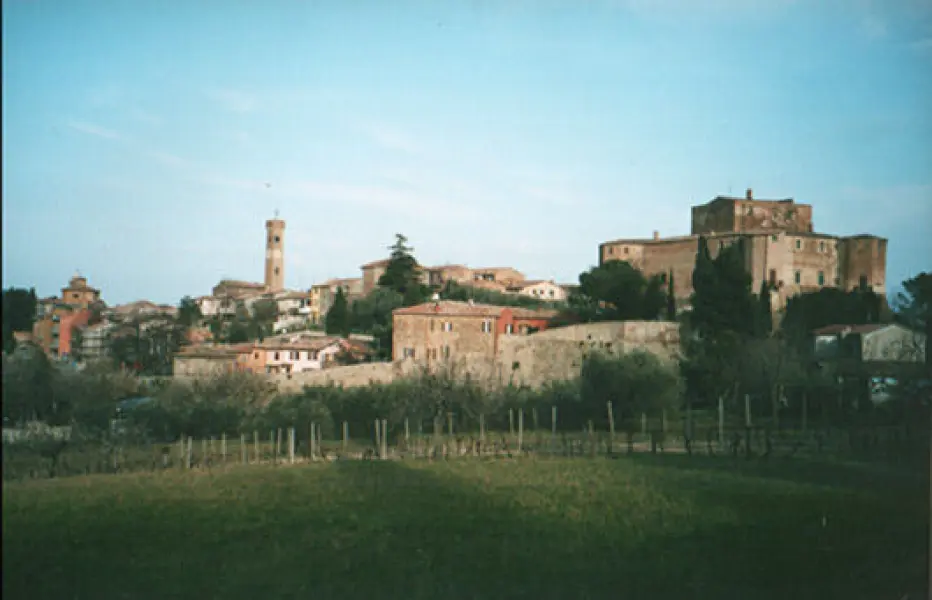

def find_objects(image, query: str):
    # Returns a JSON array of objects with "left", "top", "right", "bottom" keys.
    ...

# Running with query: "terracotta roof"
[
  {"left": 426, "top": 264, "right": 468, "bottom": 271},
  {"left": 463, "top": 280, "right": 509, "bottom": 292},
  {"left": 512, "top": 307, "right": 560, "bottom": 319},
  {"left": 393, "top": 301, "right": 558, "bottom": 319},
  {"left": 813, "top": 323, "right": 890, "bottom": 336},
  {"left": 508, "top": 280, "right": 555, "bottom": 290},
  {"left": 177, "top": 343, "right": 254, "bottom": 357},
  {"left": 216, "top": 279, "right": 266, "bottom": 288},
  {"left": 361, "top": 259, "right": 392, "bottom": 269},
  {"left": 259, "top": 337, "right": 342, "bottom": 352},
  {"left": 394, "top": 300, "right": 507, "bottom": 317}
]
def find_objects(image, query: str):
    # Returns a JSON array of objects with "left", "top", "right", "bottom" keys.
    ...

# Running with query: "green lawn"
[{"left": 2, "top": 455, "right": 927, "bottom": 600}]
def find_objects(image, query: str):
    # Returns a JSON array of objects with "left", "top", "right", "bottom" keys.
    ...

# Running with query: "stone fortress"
[{"left": 599, "top": 189, "right": 887, "bottom": 315}]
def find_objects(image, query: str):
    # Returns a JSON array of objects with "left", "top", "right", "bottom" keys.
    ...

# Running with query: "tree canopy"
[
  {"left": 2, "top": 287, "right": 37, "bottom": 353},
  {"left": 378, "top": 234, "right": 429, "bottom": 304},
  {"left": 560, "top": 261, "right": 668, "bottom": 324},
  {"left": 325, "top": 288, "right": 350, "bottom": 336}
]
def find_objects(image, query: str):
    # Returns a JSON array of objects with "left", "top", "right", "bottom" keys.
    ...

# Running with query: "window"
[
  {"left": 274, "top": 236, "right": 280, "bottom": 243},
  {"left": 72, "top": 293, "right": 80, "bottom": 299},
  {"left": 746, "top": 206, "right": 753, "bottom": 216},
  {"left": 859, "top": 275, "right": 868, "bottom": 289},
  {"left": 403, "top": 348, "right": 415, "bottom": 359},
  {"left": 623, "top": 247, "right": 629, "bottom": 255},
  {"left": 430, "top": 320, "right": 435, "bottom": 332},
  {"left": 795, "top": 239, "right": 801, "bottom": 250},
  {"left": 274, "top": 352, "right": 280, "bottom": 360},
  {"left": 608, "top": 247, "right": 614, "bottom": 255},
  {"left": 771, "top": 234, "right": 778, "bottom": 242},
  {"left": 274, "top": 267, "right": 280, "bottom": 275},
  {"left": 443, "top": 346, "right": 451, "bottom": 359},
  {"left": 818, "top": 271, "right": 825, "bottom": 286},
  {"left": 254, "top": 352, "right": 259, "bottom": 359},
  {"left": 718, "top": 241, "right": 724, "bottom": 250},
  {"left": 794, "top": 271, "right": 801, "bottom": 285},
  {"left": 769, "top": 269, "right": 777, "bottom": 285},
  {"left": 505, "top": 324, "right": 514, "bottom": 334},
  {"left": 481, "top": 320, "right": 492, "bottom": 333},
  {"left": 549, "top": 289, "right": 555, "bottom": 298},
  {"left": 819, "top": 241, "right": 825, "bottom": 252},
  {"left": 442, "top": 322, "right": 453, "bottom": 332},
  {"left": 430, "top": 348, "right": 438, "bottom": 359}
]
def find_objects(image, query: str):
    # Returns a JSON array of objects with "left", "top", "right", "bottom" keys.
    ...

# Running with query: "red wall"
[{"left": 59, "top": 310, "right": 91, "bottom": 358}]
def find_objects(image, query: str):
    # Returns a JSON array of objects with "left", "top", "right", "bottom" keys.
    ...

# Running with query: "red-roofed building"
[{"left": 391, "top": 300, "right": 558, "bottom": 364}]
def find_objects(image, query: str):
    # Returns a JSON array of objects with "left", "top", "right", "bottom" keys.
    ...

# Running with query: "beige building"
[
  {"left": 212, "top": 279, "right": 266, "bottom": 298},
  {"left": 391, "top": 300, "right": 558, "bottom": 366},
  {"left": 506, "top": 280, "right": 567, "bottom": 302},
  {"left": 470, "top": 267, "right": 525, "bottom": 286},
  {"left": 310, "top": 277, "right": 364, "bottom": 324},
  {"left": 599, "top": 189, "right": 887, "bottom": 313},
  {"left": 265, "top": 217, "right": 285, "bottom": 293},
  {"left": 172, "top": 344, "right": 254, "bottom": 377},
  {"left": 60, "top": 274, "right": 101, "bottom": 309}
]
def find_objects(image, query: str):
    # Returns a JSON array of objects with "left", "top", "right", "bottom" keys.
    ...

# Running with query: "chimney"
[
  {"left": 746, "top": 188, "right": 753, "bottom": 200},
  {"left": 653, "top": 230, "right": 660, "bottom": 240},
  {"left": 467, "top": 299, "right": 474, "bottom": 306}
]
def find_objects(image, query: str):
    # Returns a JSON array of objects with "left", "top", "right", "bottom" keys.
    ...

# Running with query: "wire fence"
[{"left": 4, "top": 404, "right": 927, "bottom": 482}]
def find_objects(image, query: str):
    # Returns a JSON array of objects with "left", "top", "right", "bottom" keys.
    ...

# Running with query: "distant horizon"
[{"left": 3, "top": 0, "right": 930, "bottom": 305}]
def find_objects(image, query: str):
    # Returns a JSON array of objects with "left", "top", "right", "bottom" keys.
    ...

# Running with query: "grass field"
[{"left": 2, "top": 455, "right": 928, "bottom": 600}]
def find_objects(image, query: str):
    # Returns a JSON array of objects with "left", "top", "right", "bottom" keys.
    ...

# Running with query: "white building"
[
  {"left": 507, "top": 280, "right": 567, "bottom": 302},
  {"left": 260, "top": 338, "right": 345, "bottom": 374}
]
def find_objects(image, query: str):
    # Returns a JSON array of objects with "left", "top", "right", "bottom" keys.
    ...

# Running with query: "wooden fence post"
[
  {"left": 177, "top": 436, "right": 185, "bottom": 468},
  {"left": 607, "top": 402, "right": 615, "bottom": 454},
  {"left": 718, "top": 396, "right": 725, "bottom": 447},
  {"left": 289, "top": 427, "right": 295, "bottom": 464},
  {"left": 201, "top": 438, "right": 207, "bottom": 467},
  {"left": 517, "top": 409, "right": 524, "bottom": 453},
  {"left": 641, "top": 413, "right": 647, "bottom": 436},
  {"left": 269, "top": 430, "right": 275, "bottom": 464},
  {"left": 381, "top": 419, "right": 388, "bottom": 459},
  {"left": 318, "top": 422, "right": 323, "bottom": 458},
  {"left": 186, "top": 436, "right": 193, "bottom": 470},
  {"left": 509, "top": 409, "right": 515, "bottom": 437},
  {"left": 588, "top": 421, "right": 595, "bottom": 457},
  {"left": 745, "top": 394, "right": 752, "bottom": 428},
  {"left": 221, "top": 433, "right": 227, "bottom": 463},
  {"left": 551, "top": 406, "right": 557, "bottom": 455},
  {"left": 342, "top": 421, "right": 349, "bottom": 455},
  {"left": 241, "top": 434, "right": 247, "bottom": 464},
  {"left": 276, "top": 428, "right": 283, "bottom": 458},
  {"left": 479, "top": 414, "right": 486, "bottom": 444},
  {"left": 404, "top": 418, "right": 410, "bottom": 447},
  {"left": 374, "top": 419, "right": 381, "bottom": 458},
  {"left": 253, "top": 431, "right": 259, "bottom": 463}
]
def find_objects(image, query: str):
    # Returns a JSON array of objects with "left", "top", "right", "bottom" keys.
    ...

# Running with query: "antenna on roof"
[{"left": 273, "top": 208, "right": 280, "bottom": 219}]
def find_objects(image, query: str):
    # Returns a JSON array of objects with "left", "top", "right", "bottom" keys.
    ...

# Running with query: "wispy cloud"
[
  {"left": 67, "top": 120, "right": 124, "bottom": 140},
  {"left": 356, "top": 122, "right": 421, "bottom": 154},
  {"left": 205, "top": 88, "right": 257, "bottom": 113}
]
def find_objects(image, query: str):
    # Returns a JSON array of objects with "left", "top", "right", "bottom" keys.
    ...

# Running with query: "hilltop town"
[{"left": 7, "top": 187, "right": 911, "bottom": 395}]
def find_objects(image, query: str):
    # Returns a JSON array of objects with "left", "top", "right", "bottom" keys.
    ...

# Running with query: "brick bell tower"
[{"left": 264, "top": 213, "right": 285, "bottom": 292}]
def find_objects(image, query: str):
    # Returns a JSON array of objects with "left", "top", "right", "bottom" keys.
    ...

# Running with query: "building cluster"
[
  {"left": 172, "top": 330, "right": 373, "bottom": 378},
  {"left": 599, "top": 189, "right": 887, "bottom": 315},
  {"left": 14, "top": 189, "right": 904, "bottom": 388},
  {"left": 23, "top": 274, "right": 179, "bottom": 361}
]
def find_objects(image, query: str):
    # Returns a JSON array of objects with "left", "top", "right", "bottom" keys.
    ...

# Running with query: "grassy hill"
[{"left": 2, "top": 456, "right": 927, "bottom": 599}]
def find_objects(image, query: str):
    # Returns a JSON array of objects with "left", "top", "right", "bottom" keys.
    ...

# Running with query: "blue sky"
[{"left": 2, "top": 0, "right": 931, "bottom": 305}]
